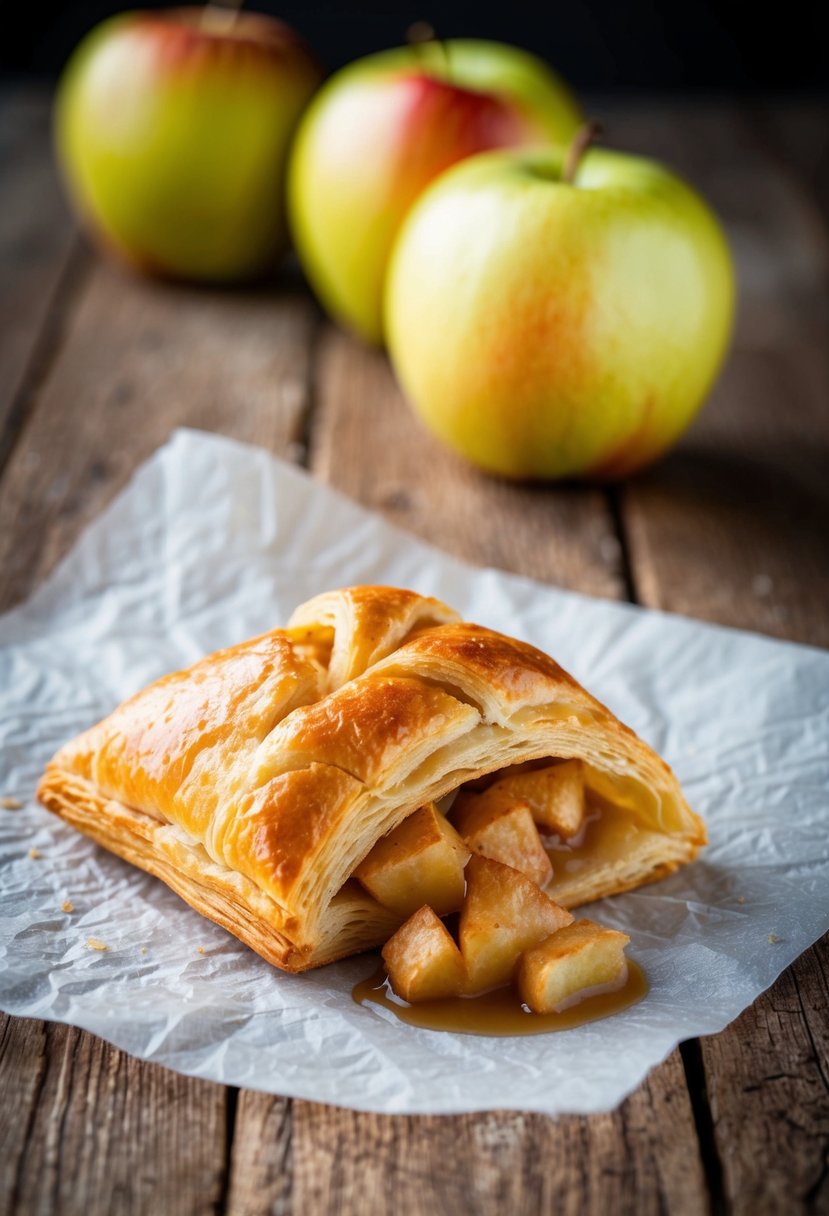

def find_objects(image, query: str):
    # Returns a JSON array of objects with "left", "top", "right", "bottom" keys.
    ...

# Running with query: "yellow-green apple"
[
  {"left": 55, "top": 9, "right": 322, "bottom": 281},
  {"left": 385, "top": 139, "right": 735, "bottom": 479},
  {"left": 288, "top": 39, "right": 582, "bottom": 344}
]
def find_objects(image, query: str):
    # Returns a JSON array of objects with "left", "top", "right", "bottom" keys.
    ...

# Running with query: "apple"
[
  {"left": 288, "top": 39, "right": 582, "bottom": 344},
  {"left": 55, "top": 9, "right": 322, "bottom": 281},
  {"left": 385, "top": 134, "right": 735, "bottom": 479}
]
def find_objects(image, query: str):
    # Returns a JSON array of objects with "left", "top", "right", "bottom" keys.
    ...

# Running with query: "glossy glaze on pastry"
[{"left": 38, "top": 586, "right": 706, "bottom": 971}]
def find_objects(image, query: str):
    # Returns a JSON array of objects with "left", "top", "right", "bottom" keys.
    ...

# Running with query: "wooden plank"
[
  {"left": 309, "top": 326, "right": 624, "bottom": 598},
  {"left": 0, "top": 1015, "right": 228, "bottom": 1216},
  {"left": 0, "top": 258, "right": 318, "bottom": 612},
  {"left": 602, "top": 99, "right": 829, "bottom": 647},
  {"left": 0, "top": 1016, "right": 49, "bottom": 1204},
  {"left": 607, "top": 100, "right": 829, "bottom": 1213},
  {"left": 620, "top": 339, "right": 829, "bottom": 646},
  {"left": 225, "top": 1092, "right": 292, "bottom": 1216},
  {"left": 0, "top": 86, "right": 82, "bottom": 465},
  {"left": 267, "top": 1052, "right": 707, "bottom": 1216},
  {"left": 701, "top": 940, "right": 829, "bottom": 1214},
  {"left": 754, "top": 101, "right": 829, "bottom": 223},
  {"left": 0, "top": 166, "right": 319, "bottom": 1213},
  {"left": 220, "top": 320, "right": 711, "bottom": 1214}
]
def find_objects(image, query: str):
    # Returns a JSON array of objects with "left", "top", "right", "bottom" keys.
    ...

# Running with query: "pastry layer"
[
  {"left": 38, "top": 767, "right": 401, "bottom": 969},
  {"left": 37, "top": 586, "right": 706, "bottom": 972}
]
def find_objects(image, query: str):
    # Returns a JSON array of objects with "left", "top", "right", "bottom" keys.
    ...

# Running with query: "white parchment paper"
[{"left": 1, "top": 428, "right": 827, "bottom": 1115}]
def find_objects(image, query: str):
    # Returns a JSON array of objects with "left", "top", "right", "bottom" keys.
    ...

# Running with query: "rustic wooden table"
[{"left": 1, "top": 85, "right": 827, "bottom": 1215}]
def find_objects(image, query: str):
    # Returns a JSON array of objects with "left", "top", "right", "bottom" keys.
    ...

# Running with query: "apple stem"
[
  {"left": 562, "top": 121, "right": 604, "bottom": 185},
  {"left": 406, "top": 21, "right": 452, "bottom": 77},
  {"left": 201, "top": 0, "right": 245, "bottom": 32}
]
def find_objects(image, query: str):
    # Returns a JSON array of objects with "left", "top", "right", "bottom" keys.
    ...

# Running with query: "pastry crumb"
[
  {"left": 86, "top": 937, "right": 108, "bottom": 952},
  {"left": 197, "top": 946, "right": 206, "bottom": 955},
  {"left": 62, "top": 899, "right": 75, "bottom": 914},
  {"left": 1, "top": 796, "right": 23, "bottom": 810},
  {"left": 28, "top": 847, "right": 41, "bottom": 860},
  {"left": 140, "top": 947, "right": 148, "bottom": 955},
  {"left": 737, "top": 896, "right": 746, "bottom": 905},
  {"left": 768, "top": 934, "right": 780, "bottom": 944}
]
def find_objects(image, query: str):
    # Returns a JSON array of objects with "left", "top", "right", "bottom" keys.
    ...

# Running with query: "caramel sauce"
[
  {"left": 459, "top": 770, "right": 653, "bottom": 892},
  {"left": 352, "top": 959, "right": 647, "bottom": 1036},
  {"left": 543, "top": 798, "right": 647, "bottom": 897},
  {"left": 351, "top": 764, "right": 655, "bottom": 1035}
]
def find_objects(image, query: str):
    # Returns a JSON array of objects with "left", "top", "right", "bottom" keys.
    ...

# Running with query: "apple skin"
[
  {"left": 288, "top": 41, "right": 582, "bottom": 344},
  {"left": 385, "top": 146, "right": 735, "bottom": 480},
  {"left": 55, "top": 9, "right": 322, "bottom": 281}
]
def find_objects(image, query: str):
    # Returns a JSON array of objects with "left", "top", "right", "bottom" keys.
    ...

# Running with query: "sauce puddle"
[{"left": 352, "top": 960, "right": 647, "bottom": 1036}]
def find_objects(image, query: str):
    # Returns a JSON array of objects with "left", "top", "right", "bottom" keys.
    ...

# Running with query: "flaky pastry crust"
[{"left": 37, "top": 586, "right": 705, "bottom": 971}]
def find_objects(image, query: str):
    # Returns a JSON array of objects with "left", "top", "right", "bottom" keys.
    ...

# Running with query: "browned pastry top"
[{"left": 38, "top": 586, "right": 705, "bottom": 970}]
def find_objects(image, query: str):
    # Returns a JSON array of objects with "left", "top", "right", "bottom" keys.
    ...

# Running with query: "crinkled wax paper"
[{"left": 1, "top": 429, "right": 827, "bottom": 1115}]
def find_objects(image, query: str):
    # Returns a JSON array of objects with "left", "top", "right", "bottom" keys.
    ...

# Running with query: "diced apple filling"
[
  {"left": 382, "top": 905, "right": 466, "bottom": 1002},
  {"left": 354, "top": 802, "right": 469, "bottom": 918},
  {"left": 489, "top": 760, "right": 586, "bottom": 839},
  {"left": 451, "top": 788, "right": 553, "bottom": 887},
  {"left": 374, "top": 783, "right": 630, "bottom": 1013},
  {"left": 517, "top": 918, "right": 630, "bottom": 1014},
  {"left": 459, "top": 855, "right": 573, "bottom": 995}
]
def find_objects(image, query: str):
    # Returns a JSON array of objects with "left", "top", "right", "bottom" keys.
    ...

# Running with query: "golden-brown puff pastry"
[{"left": 37, "top": 586, "right": 705, "bottom": 972}]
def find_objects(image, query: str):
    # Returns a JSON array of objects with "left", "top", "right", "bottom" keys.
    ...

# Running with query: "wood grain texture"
[
  {"left": 0, "top": 87, "right": 83, "bottom": 468},
  {"left": 309, "top": 326, "right": 625, "bottom": 598},
  {"left": 608, "top": 99, "right": 829, "bottom": 1214},
  {"left": 0, "top": 1015, "right": 228, "bottom": 1216},
  {"left": 700, "top": 941, "right": 829, "bottom": 1215},
  {"left": 0, "top": 217, "right": 318, "bottom": 1213},
  {"left": 250, "top": 1052, "right": 706, "bottom": 1216},
  {"left": 0, "top": 1015, "right": 49, "bottom": 1207},
  {"left": 0, "top": 259, "right": 317, "bottom": 612},
  {"left": 755, "top": 102, "right": 829, "bottom": 225},
  {"left": 604, "top": 100, "right": 829, "bottom": 646},
  {"left": 225, "top": 1092, "right": 292, "bottom": 1216},
  {"left": 619, "top": 340, "right": 829, "bottom": 645}
]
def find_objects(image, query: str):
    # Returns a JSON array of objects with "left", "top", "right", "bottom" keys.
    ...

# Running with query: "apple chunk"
[
  {"left": 451, "top": 788, "right": 552, "bottom": 887},
  {"left": 517, "top": 919, "right": 630, "bottom": 1014},
  {"left": 354, "top": 803, "right": 469, "bottom": 918},
  {"left": 491, "top": 760, "right": 586, "bottom": 839},
  {"left": 382, "top": 905, "right": 466, "bottom": 1002},
  {"left": 459, "top": 855, "right": 572, "bottom": 995}
]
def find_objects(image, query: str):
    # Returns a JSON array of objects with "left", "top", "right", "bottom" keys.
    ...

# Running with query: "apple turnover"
[{"left": 38, "top": 585, "right": 705, "bottom": 973}]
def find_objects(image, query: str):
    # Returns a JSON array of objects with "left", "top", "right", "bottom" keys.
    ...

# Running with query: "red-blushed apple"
[
  {"left": 288, "top": 39, "right": 582, "bottom": 344},
  {"left": 55, "top": 9, "right": 322, "bottom": 281},
  {"left": 385, "top": 138, "right": 735, "bottom": 480}
]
